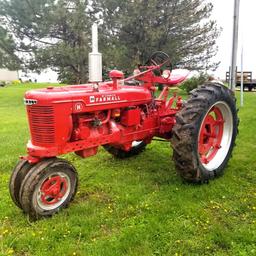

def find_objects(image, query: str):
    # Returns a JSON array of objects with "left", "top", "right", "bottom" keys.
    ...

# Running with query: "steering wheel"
[{"left": 146, "top": 51, "right": 171, "bottom": 68}]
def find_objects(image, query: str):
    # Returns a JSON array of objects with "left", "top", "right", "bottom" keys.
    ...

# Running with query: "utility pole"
[{"left": 230, "top": 0, "right": 240, "bottom": 91}]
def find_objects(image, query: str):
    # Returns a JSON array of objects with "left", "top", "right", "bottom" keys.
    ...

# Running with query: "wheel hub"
[
  {"left": 198, "top": 106, "right": 224, "bottom": 164},
  {"left": 39, "top": 174, "right": 69, "bottom": 206}
]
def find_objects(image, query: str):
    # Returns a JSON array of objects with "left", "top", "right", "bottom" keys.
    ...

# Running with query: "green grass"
[{"left": 0, "top": 83, "right": 256, "bottom": 256}]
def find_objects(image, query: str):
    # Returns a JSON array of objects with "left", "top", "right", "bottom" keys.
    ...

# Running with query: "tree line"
[{"left": 0, "top": 0, "right": 219, "bottom": 83}]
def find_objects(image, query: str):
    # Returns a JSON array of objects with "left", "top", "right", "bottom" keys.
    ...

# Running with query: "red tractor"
[{"left": 9, "top": 27, "right": 238, "bottom": 220}]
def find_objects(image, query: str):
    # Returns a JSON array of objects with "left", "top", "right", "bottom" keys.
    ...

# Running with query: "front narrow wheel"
[
  {"left": 19, "top": 158, "right": 78, "bottom": 219},
  {"left": 9, "top": 159, "right": 34, "bottom": 208},
  {"left": 171, "top": 82, "right": 238, "bottom": 183}
]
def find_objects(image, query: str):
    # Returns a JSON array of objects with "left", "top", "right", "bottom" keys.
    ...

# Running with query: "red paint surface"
[{"left": 24, "top": 65, "right": 188, "bottom": 163}]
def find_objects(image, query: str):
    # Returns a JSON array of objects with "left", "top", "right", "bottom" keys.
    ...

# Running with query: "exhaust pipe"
[{"left": 89, "top": 23, "right": 102, "bottom": 83}]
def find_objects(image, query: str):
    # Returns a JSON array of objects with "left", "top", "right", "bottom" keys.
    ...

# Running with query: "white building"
[{"left": 0, "top": 68, "right": 19, "bottom": 81}]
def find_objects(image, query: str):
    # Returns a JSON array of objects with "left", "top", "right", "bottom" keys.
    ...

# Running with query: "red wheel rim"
[
  {"left": 40, "top": 175, "right": 68, "bottom": 206},
  {"left": 198, "top": 106, "right": 224, "bottom": 164}
]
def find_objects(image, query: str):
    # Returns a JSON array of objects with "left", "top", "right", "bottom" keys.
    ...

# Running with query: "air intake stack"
[{"left": 89, "top": 23, "right": 102, "bottom": 83}]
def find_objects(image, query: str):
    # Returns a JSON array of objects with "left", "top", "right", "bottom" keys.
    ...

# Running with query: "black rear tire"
[
  {"left": 19, "top": 158, "right": 78, "bottom": 220},
  {"left": 103, "top": 141, "right": 147, "bottom": 158},
  {"left": 171, "top": 82, "right": 238, "bottom": 183}
]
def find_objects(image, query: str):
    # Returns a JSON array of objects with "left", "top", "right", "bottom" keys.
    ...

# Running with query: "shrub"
[
  {"left": 0, "top": 81, "right": 6, "bottom": 87},
  {"left": 12, "top": 80, "right": 21, "bottom": 85},
  {"left": 180, "top": 73, "right": 209, "bottom": 93}
]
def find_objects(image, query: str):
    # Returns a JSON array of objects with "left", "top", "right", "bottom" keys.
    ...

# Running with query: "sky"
[
  {"left": 212, "top": 0, "right": 255, "bottom": 79},
  {"left": 22, "top": 0, "right": 253, "bottom": 82}
]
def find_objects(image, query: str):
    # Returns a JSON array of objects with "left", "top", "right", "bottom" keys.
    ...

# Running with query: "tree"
[
  {"left": 0, "top": 0, "right": 219, "bottom": 83},
  {"left": 0, "top": 25, "right": 21, "bottom": 70},
  {"left": 95, "top": 0, "right": 220, "bottom": 72},
  {"left": 0, "top": 0, "right": 95, "bottom": 83}
]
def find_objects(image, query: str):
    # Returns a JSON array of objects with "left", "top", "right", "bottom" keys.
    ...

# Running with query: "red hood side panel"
[{"left": 24, "top": 84, "right": 153, "bottom": 113}]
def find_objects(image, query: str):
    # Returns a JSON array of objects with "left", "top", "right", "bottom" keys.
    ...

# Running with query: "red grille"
[{"left": 28, "top": 106, "right": 55, "bottom": 144}]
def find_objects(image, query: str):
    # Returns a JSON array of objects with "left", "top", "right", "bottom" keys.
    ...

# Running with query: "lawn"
[{"left": 0, "top": 83, "right": 256, "bottom": 256}]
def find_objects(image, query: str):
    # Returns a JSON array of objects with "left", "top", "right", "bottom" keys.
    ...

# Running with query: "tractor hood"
[{"left": 24, "top": 83, "right": 153, "bottom": 112}]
